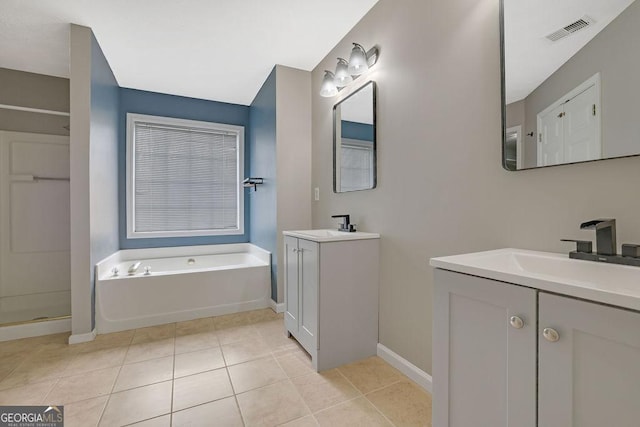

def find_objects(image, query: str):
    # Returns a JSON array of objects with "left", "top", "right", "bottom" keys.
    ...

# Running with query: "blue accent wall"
[
  {"left": 342, "top": 120, "right": 374, "bottom": 142},
  {"left": 248, "top": 68, "right": 278, "bottom": 300},
  {"left": 89, "top": 34, "right": 120, "bottom": 328},
  {"left": 118, "top": 88, "right": 251, "bottom": 249}
]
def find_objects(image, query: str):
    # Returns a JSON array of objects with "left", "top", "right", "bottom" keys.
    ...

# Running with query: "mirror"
[
  {"left": 333, "top": 81, "right": 376, "bottom": 192},
  {"left": 502, "top": 0, "right": 640, "bottom": 170}
]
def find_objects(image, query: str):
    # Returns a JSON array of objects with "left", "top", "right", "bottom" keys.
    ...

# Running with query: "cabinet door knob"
[
  {"left": 292, "top": 248, "right": 299, "bottom": 253},
  {"left": 510, "top": 316, "right": 524, "bottom": 329},
  {"left": 543, "top": 327, "right": 560, "bottom": 342}
]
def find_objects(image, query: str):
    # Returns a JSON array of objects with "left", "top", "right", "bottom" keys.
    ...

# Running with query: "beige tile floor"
[{"left": 0, "top": 309, "right": 432, "bottom": 426}]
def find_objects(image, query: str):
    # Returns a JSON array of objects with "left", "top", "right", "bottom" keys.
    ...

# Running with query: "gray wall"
[
  {"left": 275, "top": 65, "right": 312, "bottom": 303},
  {"left": 0, "top": 68, "right": 70, "bottom": 136},
  {"left": 520, "top": 0, "right": 640, "bottom": 167},
  {"left": 70, "top": 24, "right": 119, "bottom": 337},
  {"left": 505, "top": 99, "right": 524, "bottom": 130},
  {"left": 311, "top": 0, "right": 640, "bottom": 375}
]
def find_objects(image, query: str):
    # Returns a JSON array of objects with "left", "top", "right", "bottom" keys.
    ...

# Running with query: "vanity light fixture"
[
  {"left": 320, "top": 42, "right": 379, "bottom": 97},
  {"left": 334, "top": 58, "right": 353, "bottom": 88},
  {"left": 347, "top": 43, "right": 369, "bottom": 75},
  {"left": 320, "top": 71, "right": 339, "bottom": 97}
]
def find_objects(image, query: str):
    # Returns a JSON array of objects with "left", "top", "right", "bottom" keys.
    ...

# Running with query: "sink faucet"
[
  {"left": 580, "top": 219, "right": 616, "bottom": 256},
  {"left": 331, "top": 214, "right": 355, "bottom": 232}
]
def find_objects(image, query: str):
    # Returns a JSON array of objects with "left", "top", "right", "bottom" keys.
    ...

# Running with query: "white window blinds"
[
  {"left": 340, "top": 141, "right": 374, "bottom": 192},
  {"left": 130, "top": 117, "right": 242, "bottom": 236}
]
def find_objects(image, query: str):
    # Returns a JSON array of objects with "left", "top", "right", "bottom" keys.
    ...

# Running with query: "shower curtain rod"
[{"left": 0, "top": 103, "right": 70, "bottom": 117}]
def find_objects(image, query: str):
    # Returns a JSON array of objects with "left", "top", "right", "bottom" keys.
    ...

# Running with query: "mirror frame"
[
  {"left": 500, "top": 0, "right": 640, "bottom": 171},
  {"left": 333, "top": 80, "right": 377, "bottom": 192}
]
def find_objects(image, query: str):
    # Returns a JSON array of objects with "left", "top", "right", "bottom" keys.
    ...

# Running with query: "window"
[
  {"left": 340, "top": 139, "right": 374, "bottom": 192},
  {"left": 126, "top": 113, "right": 244, "bottom": 238}
]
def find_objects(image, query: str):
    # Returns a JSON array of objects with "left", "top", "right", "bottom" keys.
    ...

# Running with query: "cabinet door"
[
  {"left": 539, "top": 293, "right": 640, "bottom": 427},
  {"left": 298, "top": 239, "right": 319, "bottom": 351},
  {"left": 284, "top": 236, "right": 299, "bottom": 334},
  {"left": 433, "top": 270, "right": 536, "bottom": 427}
]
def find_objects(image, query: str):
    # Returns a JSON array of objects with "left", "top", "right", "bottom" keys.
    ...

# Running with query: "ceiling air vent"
[{"left": 546, "top": 15, "right": 596, "bottom": 42}]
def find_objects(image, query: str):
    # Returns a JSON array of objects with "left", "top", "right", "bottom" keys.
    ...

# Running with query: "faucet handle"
[{"left": 561, "top": 239, "right": 593, "bottom": 254}]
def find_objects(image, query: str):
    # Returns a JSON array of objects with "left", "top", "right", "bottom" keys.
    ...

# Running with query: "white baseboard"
[
  {"left": 377, "top": 343, "right": 432, "bottom": 393},
  {"left": 68, "top": 328, "right": 96, "bottom": 344},
  {"left": 0, "top": 318, "right": 71, "bottom": 342},
  {"left": 269, "top": 299, "right": 285, "bottom": 313}
]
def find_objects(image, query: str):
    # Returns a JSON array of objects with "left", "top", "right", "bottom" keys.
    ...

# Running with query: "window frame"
[
  {"left": 126, "top": 113, "right": 245, "bottom": 239},
  {"left": 339, "top": 138, "right": 375, "bottom": 192}
]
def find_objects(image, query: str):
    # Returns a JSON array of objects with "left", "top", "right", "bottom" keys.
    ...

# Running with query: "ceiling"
[
  {"left": 504, "top": 0, "right": 635, "bottom": 104},
  {"left": 0, "top": 0, "right": 379, "bottom": 105}
]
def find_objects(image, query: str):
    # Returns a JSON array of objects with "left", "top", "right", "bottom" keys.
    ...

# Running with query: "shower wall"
[{"left": 0, "top": 69, "right": 72, "bottom": 326}]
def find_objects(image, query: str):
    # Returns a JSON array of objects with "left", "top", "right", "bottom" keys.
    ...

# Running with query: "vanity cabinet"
[
  {"left": 283, "top": 234, "right": 379, "bottom": 371},
  {"left": 434, "top": 269, "right": 640, "bottom": 427},
  {"left": 538, "top": 292, "right": 640, "bottom": 427},
  {"left": 433, "top": 269, "right": 537, "bottom": 427}
]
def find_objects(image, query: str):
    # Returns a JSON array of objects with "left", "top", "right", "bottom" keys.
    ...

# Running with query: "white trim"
[
  {"left": 0, "top": 318, "right": 71, "bottom": 342},
  {"left": 0, "top": 103, "right": 70, "bottom": 117},
  {"left": 377, "top": 343, "right": 432, "bottom": 392},
  {"left": 270, "top": 299, "right": 285, "bottom": 313},
  {"left": 506, "top": 125, "right": 523, "bottom": 170},
  {"left": 68, "top": 328, "right": 96, "bottom": 344},
  {"left": 536, "top": 72, "right": 601, "bottom": 166},
  {"left": 125, "top": 113, "right": 245, "bottom": 239}
]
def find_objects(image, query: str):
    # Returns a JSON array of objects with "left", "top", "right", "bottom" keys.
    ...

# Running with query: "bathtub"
[{"left": 95, "top": 244, "right": 271, "bottom": 333}]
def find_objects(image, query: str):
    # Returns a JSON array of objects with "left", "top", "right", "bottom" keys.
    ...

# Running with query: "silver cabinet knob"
[
  {"left": 510, "top": 316, "right": 524, "bottom": 329},
  {"left": 292, "top": 248, "right": 299, "bottom": 253},
  {"left": 543, "top": 328, "right": 560, "bottom": 342}
]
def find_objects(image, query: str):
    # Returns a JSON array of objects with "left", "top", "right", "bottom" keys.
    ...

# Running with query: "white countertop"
[
  {"left": 430, "top": 248, "right": 640, "bottom": 312},
  {"left": 283, "top": 229, "right": 380, "bottom": 243}
]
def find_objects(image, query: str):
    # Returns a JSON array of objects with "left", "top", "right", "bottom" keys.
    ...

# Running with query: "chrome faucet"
[
  {"left": 331, "top": 214, "right": 356, "bottom": 232},
  {"left": 128, "top": 261, "right": 142, "bottom": 275},
  {"left": 580, "top": 219, "right": 616, "bottom": 256}
]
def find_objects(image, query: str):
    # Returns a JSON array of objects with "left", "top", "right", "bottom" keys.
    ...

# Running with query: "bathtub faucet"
[{"left": 128, "top": 261, "right": 142, "bottom": 275}]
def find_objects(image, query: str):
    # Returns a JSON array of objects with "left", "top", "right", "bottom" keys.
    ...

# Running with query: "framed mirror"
[
  {"left": 333, "top": 81, "right": 376, "bottom": 192},
  {"left": 502, "top": 0, "right": 640, "bottom": 170}
]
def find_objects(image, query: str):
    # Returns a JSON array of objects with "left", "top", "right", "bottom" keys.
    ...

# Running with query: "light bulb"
[
  {"left": 320, "top": 70, "right": 338, "bottom": 97},
  {"left": 347, "top": 43, "right": 369, "bottom": 76},
  {"left": 334, "top": 58, "right": 353, "bottom": 88}
]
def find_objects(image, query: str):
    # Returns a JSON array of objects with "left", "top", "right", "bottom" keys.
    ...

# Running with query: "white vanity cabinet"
[
  {"left": 283, "top": 236, "right": 318, "bottom": 353},
  {"left": 433, "top": 269, "right": 537, "bottom": 427},
  {"left": 283, "top": 231, "right": 379, "bottom": 371},
  {"left": 433, "top": 265, "right": 640, "bottom": 427},
  {"left": 538, "top": 292, "right": 640, "bottom": 427}
]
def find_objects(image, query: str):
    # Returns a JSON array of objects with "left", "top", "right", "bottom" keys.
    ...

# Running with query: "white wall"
[
  {"left": 311, "top": 0, "right": 640, "bottom": 375},
  {"left": 276, "top": 65, "right": 313, "bottom": 302}
]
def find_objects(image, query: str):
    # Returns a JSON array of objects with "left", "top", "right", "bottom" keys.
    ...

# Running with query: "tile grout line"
[
  {"left": 333, "top": 367, "right": 398, "bottom": 427},
  {"left": 95, "top": 362, "right": 124, "bottom": 427}
]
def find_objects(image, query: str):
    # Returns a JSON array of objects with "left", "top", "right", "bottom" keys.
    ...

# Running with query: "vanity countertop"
[
  {"left": 283, "top": 229, "right": 380, "bottom": 243},
  {"left": 430, "top": 248, "right": 640, "bottom": 312}
]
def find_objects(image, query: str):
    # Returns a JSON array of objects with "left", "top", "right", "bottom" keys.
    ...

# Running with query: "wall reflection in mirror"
[
  {"left": 334, "top": 81, "right": 376, "bottom": 192},
  {"left": 503, "top": 0, "right": 640, "bottom": 170}
]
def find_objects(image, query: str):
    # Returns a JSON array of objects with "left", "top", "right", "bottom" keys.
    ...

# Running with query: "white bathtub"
[{"left": 95, "top": 244, "right": 271, "bottom": 334}]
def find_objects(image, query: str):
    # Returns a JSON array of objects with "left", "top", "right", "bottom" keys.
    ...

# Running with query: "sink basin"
[
  {"left": 430, "top": 248, "right": 640, "bottom": 311},
  {"left": 283, "top": 229, "right": 380, "bottom": 243}
]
